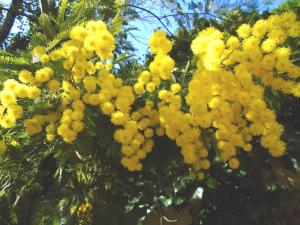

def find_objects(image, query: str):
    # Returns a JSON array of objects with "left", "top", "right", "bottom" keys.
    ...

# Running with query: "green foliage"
[
  {"left": 0, "top": 54, "right": 34, "bottom": 72},
  {"left": 274, "top": 0, "right": 300, "bottom": 12}
]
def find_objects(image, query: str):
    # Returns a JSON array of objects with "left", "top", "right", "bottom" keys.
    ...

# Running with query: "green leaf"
[
  {"left": 57, "top": 0, "right": 69, "bottom": 27},
  {"left": 46, "top": 28, "right": 71, "bottom": 52},
  {"left": 110, "top": 2, "right": 124, "bottom": 35},
  {"left": 191, "top": 187, "right": 203, "bottom": 200},
  {"left": 156, "top": 196, "right": 172, "bottom": 208},
  {"left": 0, "top": 55, "right": 35, "bottom": 71},
  {"left": 126, "top": 196, "right": 141, "bottom": 213},
  {"left": 173, "top": 196, "right": 185, "bottom": 205},
  {"left": 180, "top": 60, "right": 190, "bottom": 83},
  {"left": 137, "top": 220, "right": 144, "bottom": 225},
  {"left": 38, "top": 13, "right": 57, "bottom": 39},
  {"left": 206, "top": 177, "right": 219, "bottom": 189},
  {"left": 264, "top": 87, "right": 282, "bottom": 111},
  {"left": 174, "top": 175, "right": 194, "bottom": 193},
  {"left": 110, "top": 15, "right": 124, "bottom": 35},
  {"left": 54, "top": 146, "right": 72, "bottom": 167}
]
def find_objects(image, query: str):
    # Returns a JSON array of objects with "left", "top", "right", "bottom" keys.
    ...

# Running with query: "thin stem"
[
  {"left": 159, "top": 12, "right": 232, "bottom": 23},
  {"left": 221, "top": 39, "right": 246, "bottom": 65},
  {"left": 291, "top": 58, "right": 300, "bottom": 63},
  {"left": 67, "top": 45, "right": 84, "bottom": 85},
  {"left": 163, "top": 216, "right": 178, "bottom": 223},
  {"left": 124, "top": 4, "right": 177, "bottom": 39},
  {"left": 292, "top": 50, "right": 300, "bottom": 55},
  {"left": 0, "top": 7, "right": 9, "bottom": 11}
]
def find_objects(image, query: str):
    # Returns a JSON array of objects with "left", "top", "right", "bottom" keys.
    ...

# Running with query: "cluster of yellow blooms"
[
  {"left": 134, "top": 30, "right": 175, "bottom": 94},
  {"left": 188, "top": 11, "right": 300, "bottom": 174},
  {"left": 0, "top": 11, "right": 299, "bottom": 179},
  {"left": 120, "top": 30, "right": 176, "bottom": 170},
  {"left": 0, "top": 71, "right": 42, "bottom": 128}
]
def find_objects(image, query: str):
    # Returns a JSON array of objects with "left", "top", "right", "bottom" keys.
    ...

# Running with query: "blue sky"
[
  {"left": 1, "top": 0, "right": 284, "bottom": 59},
  {"left": 127, "top": 0, "right": 284, "bottom": 60}
]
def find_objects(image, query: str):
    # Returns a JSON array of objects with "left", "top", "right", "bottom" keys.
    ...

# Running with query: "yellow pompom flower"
[
  {"left": 155, "top": 127, "right": 165, "bottom": 136},
  {"left": 19, "top": 70, "right": 34, "bottom": 84},
  {"left": 145, "top": 82, "right": 156, "bottom": 93},
  {"left": 228, "top": 158, "right": 240, "bottom": 169},
  {"left": 149, "top": 30, "right": 172, "bottom": 54},
  {"left": 121, "top": 145, "right": 135, "bottom": 157},
  {"left": 48, "top": 80, "right": 61, "bottom": 91},
  {"left": 40, "top": 54, "right": 50, "bottom": 64},
  {"left": 111, "top": 111, "right": 126, "bottom": 125},
  {"left": 261, "top": 39, "right": 277, "bottom": 53},
  {"left": 0, "top": 115, "right": 16, "bottom": 129},
  {"left": 237, "top": 24, "right": 251, "bottom": 38},
  {"left": 144, "top": 128, "right": 154, "bottom": 138},
  {"left": 27, "top": 86, "right": 41, "bottom": 99},
  {"left": 49, "top": 50, "right": 63, "bottom": 61},
  {"left": 226, "top": 36, "right": 240, "bottom": 49},
  {"left": 72, "top": 121, "right": 85, "bottom": 132},
  {"left": 3, "top": 79, "right": 19, "bottom": 91},
  {"left": 138, "top": 71, "right": 151, "bottom": 84},
  {"left": 0, "top": 90, "right": 16, "bottom": 107},
  {"left": 35, "top": 67, "right": 54, "bottom": 83},
  {"left": 14, "top": 84, "right": 29, "bottom": 98},
  {"left": 7, "top": 105, "right": 23, "bottom": 119},
  {"left": 0, "top": 140, "right": 7, "bottom": 154},
  {"left": 71, "top": 110, "right": 84, "bottom": 121},
  {"left": 32, "top": 46, "right": 45, "bottom": 56},
  {"left": 101, "top": 101, "right": 115, "bottom": 115},
  {"left": 70, "top": 25, "right": 88, "bottom": 42},
  {"left": 84, "top": 36, "right": 98, "bottom": 52},
  {"left": 133, "top": 83, "right": 144, "bottom": 95},
  {"left": 201, "top": 159, "right": 211, "bottom": 170},
  {"left": 252, "top": 19, "right": 269, "bottom": 37},
  {"left": 105, "top": 62, "right": 113, "bottom": 71},
  {"left": 83, "top": 76, "right": 97, "bottom": 91},
  {"left": 86, "top": 20, "right": 107, "bottom": 32},
  {"left": 197, "top": 172, "right": 205, "bottom": 180},
  {"left": 72, "top": 100, "right": 85, "bottom": 111},
  {"left": 171, "top": 83, "right": 181, "bottom": 94}
]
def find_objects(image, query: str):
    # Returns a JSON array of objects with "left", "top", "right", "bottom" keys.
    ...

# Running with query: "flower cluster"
[
  {"left": 118, "top": 101, "right": 160, "bottom": 171},
  {"left": 0, "top": 73, "right": 41, "bottom": 129},
  {"left": 188, "top": 11, "right": 300, "bottom": 173},
  {"left": 134, "top": 30, "right": 175, "bottom": 94},
  {"left": 0, "top": 12, "right": 299, "bottom": 179}
]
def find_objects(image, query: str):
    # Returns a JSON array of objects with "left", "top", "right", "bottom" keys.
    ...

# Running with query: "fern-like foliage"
[
  {"left": 57, "top": 0, "right": 69, "bottom": 27},
  {"left": 38, "top": 13, "right": 57, "bottom": 40},
  {"left": 0, "top": 55, "right": 36, "bottom": 72}
]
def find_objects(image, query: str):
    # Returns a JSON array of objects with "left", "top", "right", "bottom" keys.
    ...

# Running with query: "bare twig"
[
  {"left": 0, "top": 7, "right": 9, "bottom": 11},
  {"left": 159, "top": 12, "right": 232, "bottom": 22},
  {"left": 124, "top": 4, "right": 177, "bottom": 39},
  {"left": 163, "top": 215, "right": 178, "bottom": 223}
]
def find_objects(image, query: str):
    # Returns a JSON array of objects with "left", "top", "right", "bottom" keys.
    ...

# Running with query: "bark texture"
[{"left": 0, "top": 0, "right": 23, "bottom": 44}]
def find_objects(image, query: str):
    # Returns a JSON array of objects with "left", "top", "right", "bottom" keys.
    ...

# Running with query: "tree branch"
[
  {"left": 39, "top": 0, "right": 56, "bottom": 15},
  {"left": 39, "top": 0, "right": 49, "bottom": 14},
  {"left": 0, "top": 0, "right": 23, "bottom": 44},
  {"left": 159, "top": 12, "right": 232, "bottom": 22},
  {"left": 0, "top": 6, "right": 9, "bottom": 11},
  {"left": 124, "top": 4, "right": 177, "bottom": 39}
]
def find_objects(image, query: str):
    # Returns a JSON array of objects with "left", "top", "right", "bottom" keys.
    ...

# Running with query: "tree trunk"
[
  {"left": 39, "top": 0, "right": 49, "bottom": 14},
  {"left": 0, "top": 0, "right": 23, "bottom": 44},
  {"left": 39, "top": 0, "right": 56, "bottom": 14}
]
